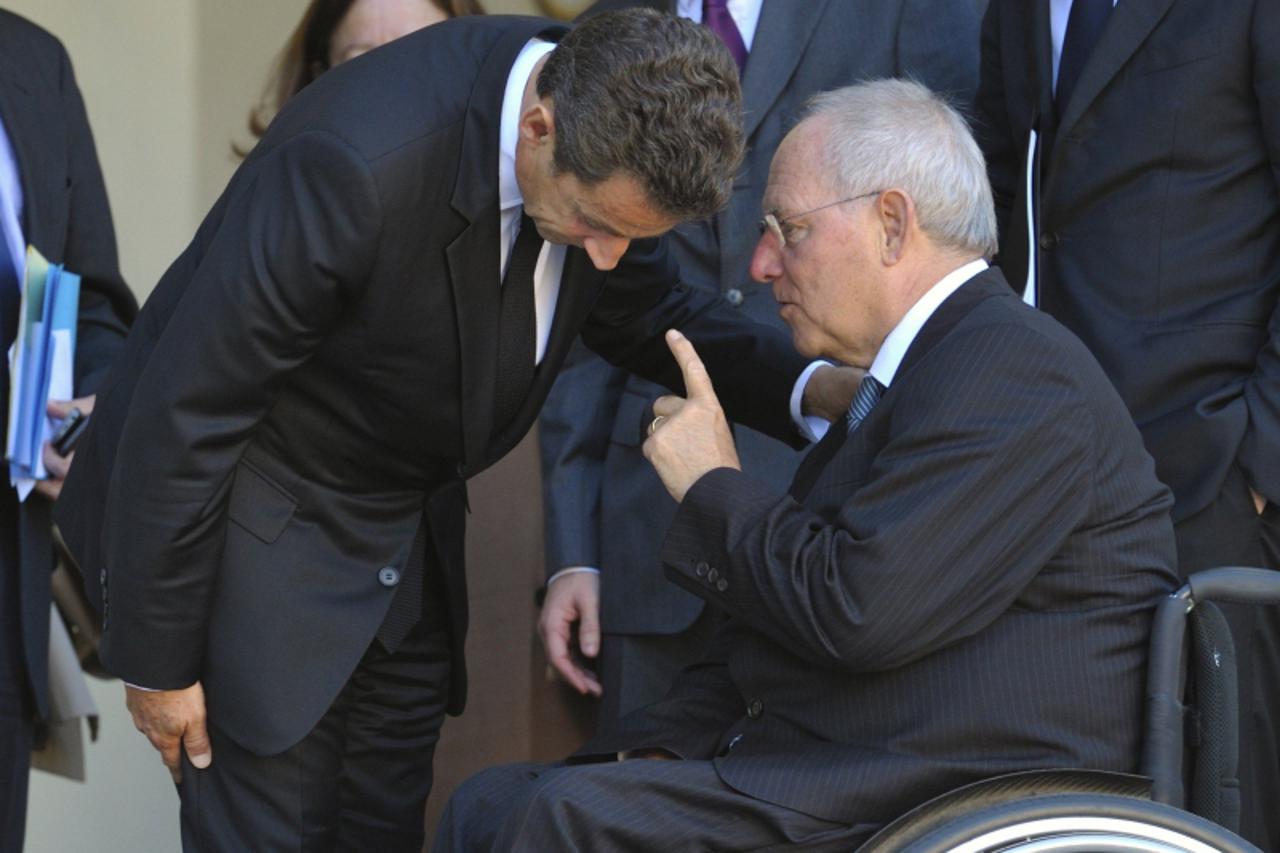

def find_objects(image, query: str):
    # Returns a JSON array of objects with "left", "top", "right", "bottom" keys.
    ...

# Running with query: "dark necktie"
[
  {"left": 846, "top": 374, "right": 884, "bottom": 434},
  {"left": 493, "top": 212, "right": 542, "bottom": 432},
  {"left": 702, "top": 0, "right": 748, "bottom": 75},
  {"left": 1056, "top": 0, "right": 1113, "bottom": 119}
]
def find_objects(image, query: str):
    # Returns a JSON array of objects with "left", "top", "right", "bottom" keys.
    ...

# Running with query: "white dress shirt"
[
  {"left": 868, "top": 260, "right": 989, "bottom": 389},
  {"left": 0, "top": 115, "right": 24, "bottom": 290}
]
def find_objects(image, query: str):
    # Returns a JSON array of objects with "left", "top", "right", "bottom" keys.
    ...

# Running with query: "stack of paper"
[{"left": 6, "top": 245, "right": 79, "bottom": 498}]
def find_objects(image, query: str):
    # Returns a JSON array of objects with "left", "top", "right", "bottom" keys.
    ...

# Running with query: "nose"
[
  {"left": 749, "top": 232, "right": 782, "bottom": 283},
  {"left": 583, "top": 235, "right": 631, "bottom": 271}
]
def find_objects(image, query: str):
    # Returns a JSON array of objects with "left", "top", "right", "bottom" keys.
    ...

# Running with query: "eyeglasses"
[{"left": 758, "top": 190, "right": 883, "bottom": 249}]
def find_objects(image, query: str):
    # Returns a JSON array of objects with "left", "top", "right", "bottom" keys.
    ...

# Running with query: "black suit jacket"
[
  {"left": 975, "top": 0, "right": 1280, "bottom": 524},
  {"left": 56, "top": 16, "right": 810, "bottom": 755},
  {"left": 580, "top": 270, "right": 1178, "bottom": 826},
  {"left": 539, "top": 0, "right": 988, "bottom": 637},
  {"left": 0, "top": 10, "right": 135, "bottom": 717}
]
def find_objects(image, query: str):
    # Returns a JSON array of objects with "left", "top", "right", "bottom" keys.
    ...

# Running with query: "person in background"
[
  {"left": 538, "top": 0, "right": 989, "bottom": 725},
  {"left": 241, "top": 0, "right": 484, "bottom": 149},
  {"left": 0, "top": 10, "right": 136, "bottom": 851},
  {"left": 975, "top": 2, "right": 1280, "bottom": 848},
  {"left": 439, "top": 79, "right": 1177, "bottom": 852}
]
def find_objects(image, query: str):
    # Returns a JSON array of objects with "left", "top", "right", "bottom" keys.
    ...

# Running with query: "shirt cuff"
[
  {"left": 790, "top": 360, "right": 834, "bottom": 443},
  {"left": 547, "top": 566, "right": 601, "bottom": 586},
  {"left": 124, "top": 682, "right": 162, "bottom": 692}
]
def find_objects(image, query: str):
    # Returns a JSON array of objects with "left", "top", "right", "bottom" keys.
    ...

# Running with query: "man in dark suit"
[
  {"left": 0, "top": 11, "right": 136, "bottom": 850},
  {"left": 538, "top": 0, "right": 990, "bottom": 724},
  {"left": 436, "top": 79, "right": 1179, "bottom": 852},
  {"left": 975, "top": 2, "right": 1280, "bottom": 846},
  {"left": 54, "top": 11, "right": 855, "bottom": 851}
]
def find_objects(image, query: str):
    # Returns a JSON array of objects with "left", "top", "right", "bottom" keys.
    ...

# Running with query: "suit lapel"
[
  {"left": 1053, "top": 0, "right": 1175, "bottom": 147},
  {"left": 1030, "top": 0, "right": 1055, "bottom": 137},
  {"left": 0, "top": 35, "right": 50, "bottom": 250},
  {"left": 739, "top": 0, "right": 830, "bottom": 141},
  {"left": 446, "top": 21, "right": 565, "bottom": 476}
]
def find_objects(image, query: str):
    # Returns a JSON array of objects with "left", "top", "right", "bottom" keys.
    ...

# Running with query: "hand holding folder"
[{"left": 6, "top": 245, "right": 80, "bottom": 500}]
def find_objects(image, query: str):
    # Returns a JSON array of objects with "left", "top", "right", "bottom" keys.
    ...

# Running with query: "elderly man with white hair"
[{"left": 434, "top": 79, "right": 1179, "bottom": 853}]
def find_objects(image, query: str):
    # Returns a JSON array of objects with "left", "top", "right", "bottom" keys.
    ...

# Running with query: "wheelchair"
[{"left": 856, "top": 567, "right": 1277, "bottom": 852}]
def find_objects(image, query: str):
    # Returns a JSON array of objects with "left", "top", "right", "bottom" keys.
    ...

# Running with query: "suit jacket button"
[
  {"left": 747, "top": 699, "right": 763, "bottom": 719},
  {"left": 706, "top": 567, "right": 720, "bottom": 583},
  {"left": 716, "top": 578, "right": 728, "bottom": 592},
  {"left": 378, "top": 567, "right": 401, "bottom": 587},
  {"left": 695, "top": 561, "right": 708, "bottom": 578},
  {"left": 725, "top": 288, "right": 744, "bottom": 307},
  {"left": 1038, "top": 231, "right": 1059, "bottom": 250}
]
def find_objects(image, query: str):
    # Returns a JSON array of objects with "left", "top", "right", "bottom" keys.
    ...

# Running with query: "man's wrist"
[{"left": 790, "top": 360, "right": 834, "bottom": 442}]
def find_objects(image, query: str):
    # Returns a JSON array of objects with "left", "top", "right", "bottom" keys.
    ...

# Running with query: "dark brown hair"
[
  {"left": 240, "top": 0, "right": 483, "bottom": 150},
  {"left": 536, "top": 8, "right": 744, "bottom": 222}
]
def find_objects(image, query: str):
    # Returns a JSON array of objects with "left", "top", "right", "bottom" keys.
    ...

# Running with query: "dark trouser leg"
[
  {"left": 1175, "top": 468, "right": 1280, "bottom": 851},
  {"left": 0, "top": 493, "right": 31, "bottom": 853},
  {"left": 598, "top": 608, "right": 721, "bottom": 729},
  {"left": 0, "top": 689, "right": 31, "bottom": 853},
  {"left": 0, "top": 702, "right": 31, "bottom": 853},
  {"left": 1245, "top": 501, "right": 1280, "bottom": 850},
  {"left": 435, "top": 759, "right": 876, "bottom": 853},
  {"left": 179, "top": 617, "right": 452, "bottom": 853},
  {"left": 335, "top": 617, "right": 451, "bottom": 852}
]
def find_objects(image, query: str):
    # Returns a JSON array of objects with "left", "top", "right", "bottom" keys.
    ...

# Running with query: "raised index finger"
[{"left": 665, "top": 330, "right": 717, "bottom": 401}]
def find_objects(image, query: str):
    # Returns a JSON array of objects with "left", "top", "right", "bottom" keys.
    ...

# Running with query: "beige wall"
[{"left": 7, "top": 0, "right": 574, "bottom": 850}]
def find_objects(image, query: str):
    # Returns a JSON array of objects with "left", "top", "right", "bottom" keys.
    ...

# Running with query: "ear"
[
  {"left": 518, "top": 100, "right": 556, "bottom": 149},
  {"left": 876, "top": 189, "right": 912, "bottom": 266}
]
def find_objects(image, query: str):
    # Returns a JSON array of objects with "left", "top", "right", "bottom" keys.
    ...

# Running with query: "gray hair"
[{"left": 802, "top": 79, "right": 998, "bottom": 258}]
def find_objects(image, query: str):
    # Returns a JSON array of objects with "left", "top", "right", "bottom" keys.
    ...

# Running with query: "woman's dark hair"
[{"left": 239, "top": 0, "right": 484, "bottom": 152}]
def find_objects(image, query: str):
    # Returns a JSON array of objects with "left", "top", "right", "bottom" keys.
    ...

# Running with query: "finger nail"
[
  {"left": 582, "top": 641, "right": 597, "bottom": 655},
  {"left": 191, "top": 752, "right": 212, "bottom": 769}
]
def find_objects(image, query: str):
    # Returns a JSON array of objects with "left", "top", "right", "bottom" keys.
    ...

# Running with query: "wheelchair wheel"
[{"left": 878, "top": 793, "right": 1258, "bottom": 852}]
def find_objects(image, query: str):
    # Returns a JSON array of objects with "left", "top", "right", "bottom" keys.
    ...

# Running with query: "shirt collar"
[
  {"left": 499, "top": 39, "right": 557, "bottom": 213},
  {"left": 868, "top": 259, "right": 989, "bottom": 388}
]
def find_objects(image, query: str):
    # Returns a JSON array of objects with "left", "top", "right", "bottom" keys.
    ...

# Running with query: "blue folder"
[{"left": 5, "top": 245, "right": 80, "bottom": 493}]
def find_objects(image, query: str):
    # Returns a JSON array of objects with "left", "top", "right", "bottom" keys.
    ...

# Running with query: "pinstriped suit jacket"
[{"left": 578, "top": 269, "right": 1179, "bottom": 826}]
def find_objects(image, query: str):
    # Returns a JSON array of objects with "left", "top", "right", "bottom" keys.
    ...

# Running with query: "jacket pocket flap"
[{"left": 227, "top": 462, "right": 297, "bottom": 544}]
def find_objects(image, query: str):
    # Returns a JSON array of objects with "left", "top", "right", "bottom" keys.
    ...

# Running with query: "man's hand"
[
  {"left": 1252, "top": 487, "right": 1267, "bottom": 515},
  {"left": 125, "top": 682, "right": 212, "bottom": 784},
  {"left": 36, "top": 395, "right": 96, "bottom": 501},
  {"left": 643, "top": 330, "right": 740, "bottom": 503},
  {"left": 801, "top": 364, "right": 864, "bottom": 424},
  {"left": 538, "top": 572, "right": 603, "bottom": 697}
]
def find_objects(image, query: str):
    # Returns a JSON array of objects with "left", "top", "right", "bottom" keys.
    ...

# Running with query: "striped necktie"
[{"left": 846, "top": 374, "right": 884, "bottom": 434}]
